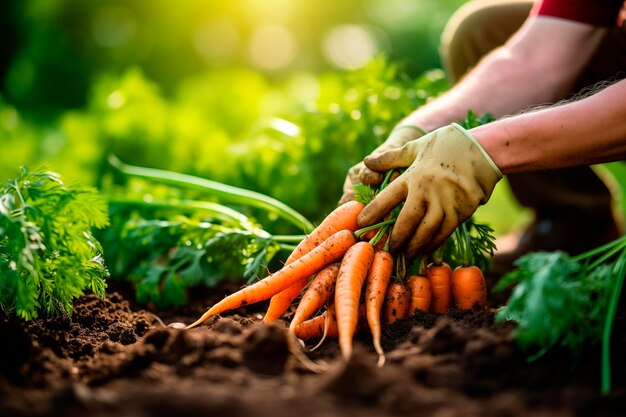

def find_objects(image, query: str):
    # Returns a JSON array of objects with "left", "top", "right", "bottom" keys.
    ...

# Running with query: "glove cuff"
[
  {"left": 450, "top": 122, "right": 503, "bottom": 179},
  {"left": 392, "top": 125, "right": 427, "bottom": 135}
]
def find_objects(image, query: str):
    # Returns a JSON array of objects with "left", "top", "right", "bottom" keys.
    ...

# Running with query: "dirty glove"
[
  {"left": 339, "top": 125, "right": 425, "bottom": 205},
  {"left": 357, "top": 123, "right": 502, "bottom": 258}
]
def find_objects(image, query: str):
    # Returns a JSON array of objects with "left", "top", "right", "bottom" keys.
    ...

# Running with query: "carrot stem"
[
  {"left": 107, "top": 154, "right": 315, "bottom": 232},
  {"left": 355, "top": 218, "right": 396, "bottom": 238},
  {"left": 601, "top": 246, "right": 626, "bottom": 395}
]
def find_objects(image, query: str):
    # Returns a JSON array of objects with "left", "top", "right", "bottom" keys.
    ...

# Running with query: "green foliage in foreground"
[
  {"left": 0, "top": 168, "right": 109, "bottom": 320},
  {"left": 495, "top": 236, "right": 626, "bottom": 394}
]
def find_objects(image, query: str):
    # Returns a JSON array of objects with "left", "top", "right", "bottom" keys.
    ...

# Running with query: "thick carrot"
[
  {"left": 335, "top": 241, "right": 375, "bottom": 360},
  {"left": 407, "top": 275, "right": 432, "bottom": 314},
  {"left": 383, "top": 280, "right": 411, "bottom": 325},
  {"left": 187, "top": 229, "right": 358, "bottom": 328},
  {"left": 263, "top": 201, "right": 364, "bottom": 322},
  {"left": 289, "top": 263, "right": 340, "bottom": 332},
  {"left": 365, "top": 250, "right": 393, "bottom": 366},
  {"left": 287, "top": 200, "right": 364, "bottom": 262},
  {"left": 451, "top": 265, "right": 487, "bottom": 311},
  {"left": 427, "top": 262, "right": 453, "bottom": 314}
]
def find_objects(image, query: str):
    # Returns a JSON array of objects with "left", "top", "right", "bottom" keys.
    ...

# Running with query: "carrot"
[
  {"left": 286, "top": 200, "right": 364, "bottom": 262},
  {"left": 262, "top": 279, "right": 309, "bottom": 322},
  {"left": 407, "top": 275, "right": 432, "bottom": 314},
  {"left": 263, "top": 200, "right": 364, "bottom": 322},
  {"left": 383, "top": 280, "right": 411, "bottom": 325},
  {"left": 427, "top": 261, "right": 453, "bottom": 314},
  {"left": 186, "top": 229, "right": 358, "bottom": 329},
  {"left": 294, "top": 307, "right": 339, "bottom": 341},
  {"left": 365, "top": 250, "right": 393, "bottom": 366},
  {"left": 335, "top": 241, "right": 375, "bottom": 360},
  {"left": 289, "top": 263, "right": 340, "bottom": 332},
  {"left": 451, "top": 265, "right": 487, "bottom": 311},
  {"left": 295, "top": 303, "right": 368, "bottom": 342}
]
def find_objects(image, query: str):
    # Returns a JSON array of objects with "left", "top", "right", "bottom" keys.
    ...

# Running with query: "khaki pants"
[{"left": 439, "top": 0, "right": 626, "bottom": 220}]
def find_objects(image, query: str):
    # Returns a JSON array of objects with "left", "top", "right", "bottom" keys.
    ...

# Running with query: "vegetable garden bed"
[{"left": 1, "top": 280, "right": 625, "bottom": 417}]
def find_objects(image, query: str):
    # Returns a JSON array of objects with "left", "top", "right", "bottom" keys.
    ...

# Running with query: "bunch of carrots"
[{"left": 186, "top": 171, "right": 495, "bottom": 367}]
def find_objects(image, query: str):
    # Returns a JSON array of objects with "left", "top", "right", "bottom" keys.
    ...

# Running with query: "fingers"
[
  {"left": 403, "top": 203, "right": 444, "bottom": 258},
  {"left": 422, "top": 212, "right": 459, "bottom": 254},
  {"left": 363, "top": 144, "right": 416, "bottom": 172},
  {"left": 358, "top": 167, "right": 384, "bottom": 187},
  {"left": 357, "top": 178, "right": 407, "bottom": 227},
  {"left": 387, "top": 189, "right": 428, "bottom": 252},
  {"left": 339, "top": 162, "right": 365, "bottom": 205}
]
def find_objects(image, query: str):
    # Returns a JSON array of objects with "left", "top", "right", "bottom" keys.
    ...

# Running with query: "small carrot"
[
  {"left": 263, "top": 200, "right": 364, "bottom": 322},
  {"left": 187, "top": 229, "right": 358, "bottom": 329},
  {"left": 335, "top": 241, "right": 375, "bottom": 360},
  {"left": 407, "top": 275, "right": 432, "bottom": 314},
  {"left": 451, "top": 265, "right": 487, "bottom": 311},
  {"left": 365, "top": 250, "right": 393, "bottom": 366},
  {"left": 289, "top": 263, "right": 340, "bottom": 332},
  {"left": 383, "top": 280, "right": 411, "bottom": 325},
  {"left": 294, "top": 308, "right": 339, "bottom": 341},
  {"left": 427, "top": 261, "right": 452, "bottom": 314},
  {"left": 295, "top": 303, "right": 368, "bottom": 343}
]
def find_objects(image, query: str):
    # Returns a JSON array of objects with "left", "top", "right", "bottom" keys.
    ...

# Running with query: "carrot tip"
[
  {"left": 185, "top": 310, "right": 214, "bottom": 329},
  {"left": 377, "top": 354, "right": 386, "bottom": 368}
]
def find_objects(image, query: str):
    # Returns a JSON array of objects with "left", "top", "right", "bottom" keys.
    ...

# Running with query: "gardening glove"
[
  {"left": 339, "top": 125, "right": 425, "bottom": 205},
  {"left": 357, "top": 123, "right": 502, "bottom": 258}
]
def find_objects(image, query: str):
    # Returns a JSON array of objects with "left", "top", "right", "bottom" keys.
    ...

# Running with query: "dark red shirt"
[{"left": 532, "top": 0, "right": 625, "bottom": 26}]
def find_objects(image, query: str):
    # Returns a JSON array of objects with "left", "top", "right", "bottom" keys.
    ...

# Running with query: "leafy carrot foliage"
[{"left": 0, "top": 167, "right": 109, "bottom": 320}]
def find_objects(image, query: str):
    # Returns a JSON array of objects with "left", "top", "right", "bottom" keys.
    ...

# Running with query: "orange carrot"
[
  {"left": 335, "top": 241, "right": 375, "bottom": 360},
  {"left": 407, "top": 275, "right": 432, "bottom": 314},
  {"left": 383, "top": 280, "right": 410, "bottom": 325},
  {"left": 295, "top": 303, "right": 368, "bottom": 343},
  {"left": 427, "top": 261, "right": 452, "bottom": 314},
  {"left": 262, "top": 279, "right": 309, "bottom": 322},
  {"left": 187, "top": 229, "right": 358, "bottom": 328},
  {"left": 263, "top": 201, "right": 364, "bottom": 322},
  {"left": 287, "top": 200, "right": 364, "bottom": 262},
  {"left": 294, "top": 309, "right": 339, "bottom": 341},
  {"left": 289, "top": 263, "right": 340, "bottom": 332},
  {"left": 365, "top": 250, "right": 393, "bottom": 366},
  {"left": 451, "top": 265, "right": 487, "bottom": 311}
]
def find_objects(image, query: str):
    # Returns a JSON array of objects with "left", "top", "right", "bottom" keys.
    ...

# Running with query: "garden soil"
[{"left": 1, "top": 279, "right": 625, "bottom": 417}]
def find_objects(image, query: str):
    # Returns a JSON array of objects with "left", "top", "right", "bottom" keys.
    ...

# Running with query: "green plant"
[
  {"left": 0, "top": 167, "right": 109, "bottom": 320},
  {"left": 495, "top": 236, "right": 626, "bottom": 394},
  {"left": 100, "top": 157, "right": 312, "bottom": 308}
]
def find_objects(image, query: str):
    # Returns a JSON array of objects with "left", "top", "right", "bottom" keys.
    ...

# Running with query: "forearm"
[
  {"left": 473, "top": 79, "right": 626, "bottom": 173},
  {"left": 401, "top": 50, "right": 564, "bottom": 132},
  {"left": 400, "top": 17, "right": 607, "bottom": 132}
]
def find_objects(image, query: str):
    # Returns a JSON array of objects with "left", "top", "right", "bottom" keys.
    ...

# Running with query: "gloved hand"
[
  {"left": 339, "top": 125, "right": 425, "bottom": 204},
  {"left": 357, "top": 123, "right": 502, "bottom": 258}
]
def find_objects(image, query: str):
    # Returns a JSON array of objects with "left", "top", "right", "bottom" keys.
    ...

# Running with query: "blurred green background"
[{"left": 0, "top": 0, "right": 569, "bottom": 236}]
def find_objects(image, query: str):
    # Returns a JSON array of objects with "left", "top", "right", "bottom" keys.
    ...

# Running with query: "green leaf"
[{"left": 0, "top": 167, "right": 109, "bottom": 320}]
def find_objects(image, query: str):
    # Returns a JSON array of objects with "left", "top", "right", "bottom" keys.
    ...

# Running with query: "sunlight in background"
[
  {"left": 193, "top": 16, "right": 240, "bottom": 66},
  {"left": 323, "top": 25, "right": 386, "bottom": 69},
  {"left": 249, "top": 25, "right": 297, "bottom": 70}
]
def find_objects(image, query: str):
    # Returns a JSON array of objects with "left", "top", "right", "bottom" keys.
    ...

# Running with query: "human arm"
[
  {"left": 401, "top": 15, "right": 609, "bottom": 131},
  {"left": 340, "top": 15, "right": 608, "bottom": 204},
  {"left": 356, "top": 14, "right": 626, "bottom": 256},
  {"left": 473, "top": 78, "right": 626, "bottom": 173}
]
